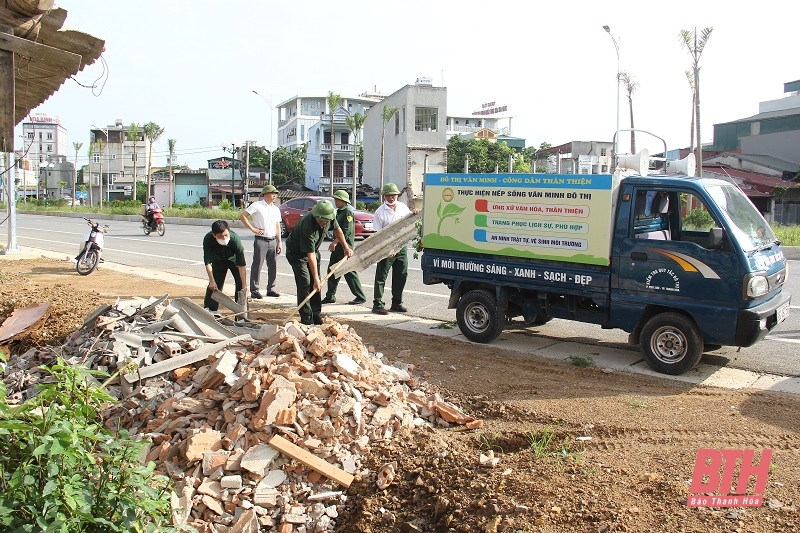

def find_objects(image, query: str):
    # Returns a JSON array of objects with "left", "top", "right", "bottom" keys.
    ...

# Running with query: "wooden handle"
[{"left": 286, "top": 256, "right": 349, "bottom": 318}]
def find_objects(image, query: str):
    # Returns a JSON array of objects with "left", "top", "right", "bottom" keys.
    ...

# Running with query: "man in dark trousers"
[
  {"left": 202, "top": 219, "right": 247, "bottom": 311},
  {"left": 321, "top": 190, "right": 367, "bottom": 305},
  {"left": 285, "top": 200, "right": 353, "bottom": 325}
]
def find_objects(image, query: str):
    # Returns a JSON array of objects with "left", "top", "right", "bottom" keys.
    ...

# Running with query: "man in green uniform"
[
  {"left": 321, "top": 190, "right": 367, "bottom": 305},
  {"left": 285, "top": 200, "right": 353, "bottom": 325},
  {"left": 202, "top": 219, "right": 247, "bottom": 311}
]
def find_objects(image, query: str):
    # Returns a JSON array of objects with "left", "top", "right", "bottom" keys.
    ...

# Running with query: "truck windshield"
[{"left": 705, "top": 184, "right": 777, "bottom": 252}]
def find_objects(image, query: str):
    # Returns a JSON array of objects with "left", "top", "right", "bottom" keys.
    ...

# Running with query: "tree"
[
  {"left": 446, "top": 137, "right": 522, "bottom": 174},
  {"left": 126, "top": 123, "right": 140, "bottom": 201},
  {"left": 143, "top": 122, "right": 165, "bottom": 198},
  {"left": 680, "top": 27, "right": 713, "bottom": 177},
  {"left": 167, "top": 138, "right": 176, "bottom": 207},
  {"left": 325, "top": 91, "right": 341, "bottom": 196},
  {"left": 618, "top": 72, "right": 639, "bottom": 154},
  {"left": 72, "top": 141, "right": 82, "bottom": 209},
  {"left": 684, "top": 70, "right": 696, "bottom": 151},
  {"left": 345, "top": 111, "right": 365, "bottom": 202},
  {"left": 379, "top": 106, "right": 399, "bottom": 193},
  {"left": 270, "top": 145, "right": 307, "bottom": 186}
]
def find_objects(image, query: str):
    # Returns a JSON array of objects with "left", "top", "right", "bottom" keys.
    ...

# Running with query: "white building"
[
  {"left": 276, "top": 93, "right": 384, "bottom": 152},
  {"left": 446, "top": 101, "right": 513, "bottom": 140},
  {"left": 305, "top": 105, "right": 359, "bottom": 195},
  {"left": 89, "top": 120, "right": 151, "bottom": 202},
  {"left": 20, "top": 113, "right": 68, "bottom": 181},
  {"left": 362, "top": 82, "right": 448, "bottom": 207}
]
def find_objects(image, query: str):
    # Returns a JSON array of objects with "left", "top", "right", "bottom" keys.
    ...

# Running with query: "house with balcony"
[
  {"left": 362, "top": 82, "right": 448, "bottom": 208},
  {"left": 89, "top": 120, "right": 151, "bottom": 202},
  {"left": 445, "top": 102, "right": 513, "bottom": 140},
  {"left": 305, "top": 105, "right": 359, "bottom": 195}
]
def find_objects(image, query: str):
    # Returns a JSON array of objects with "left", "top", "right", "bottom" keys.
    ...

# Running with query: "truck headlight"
[{"left": 745, "top": 274, "right": 769, "bottom": 298}]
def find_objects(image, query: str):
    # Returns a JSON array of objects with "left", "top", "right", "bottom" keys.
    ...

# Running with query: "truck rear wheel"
[
  {"left": 640, "top": 312, "right": 703, "bottom": 375},
  {"left": 456, "top": 290, "right": 504, "bottom": 343}
]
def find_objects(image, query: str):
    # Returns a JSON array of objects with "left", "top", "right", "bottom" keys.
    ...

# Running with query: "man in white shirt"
[
  {"left": 239, "top": 185, "right": 282, "bottom": 298},
  {"left": 372, "top": 182, "right": 420, "bottom": 315}
]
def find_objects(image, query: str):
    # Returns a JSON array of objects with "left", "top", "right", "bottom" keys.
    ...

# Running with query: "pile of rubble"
[{"left": 3, "top": 295, "right": 482, "bottom": 532}]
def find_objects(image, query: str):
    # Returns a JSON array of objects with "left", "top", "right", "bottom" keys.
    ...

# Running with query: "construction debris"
[{"left": 2, "top": 295, "right": 481, "bottom": 531}]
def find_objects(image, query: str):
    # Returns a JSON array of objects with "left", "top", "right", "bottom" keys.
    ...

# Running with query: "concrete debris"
[{"left": 1, "top": 295, "right": 482, "bottom": 531}]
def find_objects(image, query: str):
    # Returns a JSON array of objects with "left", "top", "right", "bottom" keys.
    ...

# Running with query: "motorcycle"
[
  {"left": 142, "top": 207, "right": 166, "bottom": 236},
  {"left": 75, "top": 217, "right": 108, "bottom": 275}
]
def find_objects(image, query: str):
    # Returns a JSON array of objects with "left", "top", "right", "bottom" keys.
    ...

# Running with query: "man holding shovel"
[
  {"left": 285, "top": 200, "right": 353, "bottom": 325},
  {"left": 321, "top": 190, "right": 367, "bottom": 305}
]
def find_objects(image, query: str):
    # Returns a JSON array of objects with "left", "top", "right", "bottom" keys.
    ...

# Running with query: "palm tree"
[
  {"left": 345, "top": 112, "right": 365, "bottom": 204},
  {"left": 326, "top": 92, "right": 341, "bottom": 196},
  {"left": 87, "top": 144, "right": 93, "bottom": 206},
  {"left": 379, "top": 105, "right": 399, "bottom": 194},
  {"left": 680, "top": 27, "right": 713, "bottom": 177},
  {"left": 126, "top": 123, "right": 139, "bottom": 201},
  {"left": 684, "top": 70, "right": 696, "bottom": 152},
  {"left": 143, "top": 122, "right": 165, "bottom": 198},
  {"left": 167, "top": 138, "right": 177, "bottom": 207},
  {"left": 617, "top": 72, "right": 639, "bottom": 154},
  {"left": 95, "top": 139, "right": 105, "bottom": 208},
  {"left": 72, "top": 141, "right": 82, "bottom": 209}
]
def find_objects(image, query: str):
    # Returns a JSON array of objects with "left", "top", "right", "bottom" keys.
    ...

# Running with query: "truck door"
[{"left": 613, "top": 188, "right": 741, "bottom": 344}]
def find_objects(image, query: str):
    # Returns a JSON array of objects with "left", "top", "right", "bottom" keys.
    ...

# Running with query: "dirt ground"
[{"left": 1, "top": 257, "right": 799, "bottom": 533}]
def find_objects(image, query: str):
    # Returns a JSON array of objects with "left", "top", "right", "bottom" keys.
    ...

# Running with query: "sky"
[{"left": 16, "top": 0, "right": 799, "bottom": 171}]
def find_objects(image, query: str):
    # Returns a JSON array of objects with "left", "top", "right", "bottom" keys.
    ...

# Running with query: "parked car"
[{"left": 279, "top": 196, "right": 376, "bottom": 239}]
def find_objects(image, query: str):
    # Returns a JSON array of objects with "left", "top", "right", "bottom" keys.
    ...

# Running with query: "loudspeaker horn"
[
  {"left": 617, "top": 148, "right": 650, "bottom": 176},
  {"left": 666, "top": 153, "right": 696, "bottom": 176}
]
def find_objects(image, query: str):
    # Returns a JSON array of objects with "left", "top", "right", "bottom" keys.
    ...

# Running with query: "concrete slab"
[{"left": 748, "top": 374, "right": 800, "bottom": 394}]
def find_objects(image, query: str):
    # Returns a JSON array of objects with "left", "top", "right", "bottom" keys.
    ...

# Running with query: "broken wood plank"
[
  {"left": 123, "top": 334, "right": 251, "bottom": 384},
  {"left": 267, "top": 434, "right": 354, "bottom": 488}
]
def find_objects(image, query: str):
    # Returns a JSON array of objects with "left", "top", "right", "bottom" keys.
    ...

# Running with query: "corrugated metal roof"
[
  {"left": 704, "top": 164, "right": 798, "bottom": 197},
  {"left": 716, "top": 107, "right": 800, "bottom": 125},
  {"left": 731, "top": 154, "right": 800, "bottom": 174}
]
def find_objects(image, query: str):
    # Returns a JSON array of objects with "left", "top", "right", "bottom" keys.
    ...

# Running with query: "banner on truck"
[{"left": 423, "top": 173, "right": 613, "bottom": 266}]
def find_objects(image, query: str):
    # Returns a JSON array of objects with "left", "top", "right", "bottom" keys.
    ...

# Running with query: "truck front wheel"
[
  {"left": 457, "top": 290, "right": 504, "bottom": 343},
  {"left": 640, "top": 313, "right": 703, "bottom": 375}
]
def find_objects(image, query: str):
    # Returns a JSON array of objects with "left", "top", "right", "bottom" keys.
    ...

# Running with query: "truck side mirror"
[{"left": 708, "top": 227, "right": 724, "bottom": 249}]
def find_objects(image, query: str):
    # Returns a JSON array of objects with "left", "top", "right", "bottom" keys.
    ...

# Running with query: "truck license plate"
[{"left": 777, "top": 302, "right": 790, "bottom": 323}]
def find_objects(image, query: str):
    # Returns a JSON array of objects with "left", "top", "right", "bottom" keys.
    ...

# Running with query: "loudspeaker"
[
  {"left": 617, "top": 149, "right": 650, "bottom": 176},
  {"left": 666, "top": 153, "right": 696, "bottom": 176}
]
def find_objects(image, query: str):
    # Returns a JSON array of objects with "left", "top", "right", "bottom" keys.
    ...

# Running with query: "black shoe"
[
  {"left": 266, "top": 291, "right": 281, "bottom": 297},
  {"left": 372, "top": 307, "right": 389, "bottom": 315},
  {"left": 321, "top": 296, "right": 336, "bottom": 304},
  {"left": 390, "top": 304, "right": 408, "bottom": 313},
  {"left": 251, "top": 291, "right": 264, "bottom": 299},
  {"left": 313, "top": 316, "right": 324, "bottom": 325},
  {"left": 348, "top": 298, "right": 366, "bottom": 305}
]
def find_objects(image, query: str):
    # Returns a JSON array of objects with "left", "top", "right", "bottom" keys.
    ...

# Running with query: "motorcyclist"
[{"left": 146, "top": 196, "right": 160, "bottom": 229}]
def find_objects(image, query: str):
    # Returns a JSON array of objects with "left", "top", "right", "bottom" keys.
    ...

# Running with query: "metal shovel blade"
[{"left": 334, "top": 211, "right": 421, "bottom": 278}]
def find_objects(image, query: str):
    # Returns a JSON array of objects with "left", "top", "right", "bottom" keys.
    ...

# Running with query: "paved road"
[{"left": 7, "top": 212, "right": 799, "bottom": 377}]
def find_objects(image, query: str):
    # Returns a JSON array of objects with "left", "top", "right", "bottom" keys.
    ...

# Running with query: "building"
[
  {"left": 39, "top": 154, "right": 75, "bottom": 200},
  {"left": 20, "top": 114, "right": 68, "bottom": 179},
  {"left": 362, "top": 83, "right": 448, "bottom": 207},
  {"left": 305, "top": 104, "right": 360, "bottom": 195},
  {"left": 207, "top": 157, "right": 244, "bottom": 207},
  {"left": 445, "top": 101, "right": 512, "bottom": 140},
  {"left": 89, "top": 120, "right": 151, "bottom": 202},
  {"left": 535, "top": 141, "right": 614, "bottom": 174},
  {"left": 174, "top": 169, "right": 209, "bottom": 207},
  {"left": 276, "top": 93, "right": 384, "bottom": 153}
]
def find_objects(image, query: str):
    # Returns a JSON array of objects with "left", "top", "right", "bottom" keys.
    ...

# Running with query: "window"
[
  {"left": 395, "top": 113, "right": 400, "bottom": 134},
  {"left": 358, "top": 103, "right": 362, "bottom": 113},
  {"left": 130, "top": 153, "right": 137, "bottom": 162},
  {"left": 93, "top": 153, "right": 101, "bottom": 163},
  {"left": 415, "top": 107, "right": 438, "bottom": 131},
  {"left": 46, "top": 132, "right": 53, "bottom": 140},
  {"left": 324, "top": 131, "right": 332, "bottom": 144},
  {"left": 300, "top": 124, "right": 305, "bottom": 141},
  {"left": 187, "top": 190, "right": 193, "bottom": 196},
  {"left": 46, "top": 145, "right": 52, "bottom": 152},
  {"left": 601, "top": 165, "right": 608, "bottom": 173},
  {"left": 601, "top": 148, "right": 607, "bottom": 157},
  {"left": 27, "top": 132, "right": 34, "bottom": 139},
  {"left": 402, "top": 107, "right": 406, "bottom": 131},
  {"left": 39, "top": 132, "right": 43, "bottom": 139},
  {"left": 304, "top": 102, "right": 308, "bottom": 111},
  {"left": 341, "top": 132, "right": 349, "bottom": 145}
]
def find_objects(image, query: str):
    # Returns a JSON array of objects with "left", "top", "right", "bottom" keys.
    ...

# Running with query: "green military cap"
[
  {"left": 311, "top": 199, "right": 335, "bottom": 220},
  {"left": 261, "top": 185, "right": 278, "bottom": 194},
  {"left": 332, "top": 189, "right": 350, "bottom": 203},
  {"left": 381, "top": 182, "right": 400, "bottom": 195}
]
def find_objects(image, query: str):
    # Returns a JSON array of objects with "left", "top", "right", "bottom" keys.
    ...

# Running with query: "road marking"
[{"left": 19, "top": 237, "right": 201, "bottom": 263}]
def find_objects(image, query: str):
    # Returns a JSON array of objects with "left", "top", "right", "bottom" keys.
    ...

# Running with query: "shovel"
[{"left": 285, "top": 256, "right": 348, "bottom": 319}]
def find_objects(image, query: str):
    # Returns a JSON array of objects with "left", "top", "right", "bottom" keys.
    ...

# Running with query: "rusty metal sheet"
[{"left": 0, "top": 302, "right": 51, "bottom": 343}]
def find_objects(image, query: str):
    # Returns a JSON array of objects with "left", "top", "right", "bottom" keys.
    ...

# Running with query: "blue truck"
[{"left": 420, "top": 165, "right": 790, "bottom": 375}]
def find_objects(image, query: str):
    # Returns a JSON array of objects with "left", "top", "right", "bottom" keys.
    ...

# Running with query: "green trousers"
[
  {"left": 373, "top": 247, "right": 408, "bottom": 309},
  {"left": 287, "top": 251, "right": 322, "bottom": 325},
  {"left": 325, "top": 246, "right": 366, "bottom": 301}
]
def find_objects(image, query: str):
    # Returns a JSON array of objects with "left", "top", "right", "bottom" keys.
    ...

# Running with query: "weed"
[
  {"left": 433, "top": 320, "right": 457, "bottom": 330},
  {"left": 568, "top": 354, "right": 596, "bottom": 367},
  {"left": 525, "top": 425, "right": 557, "bottom": 458},
  {"left": 629, "top": 399, "right": 657, "bottom": 410},
  {"left": 478, "top": 432, "right": 503, "bottom": 452}
]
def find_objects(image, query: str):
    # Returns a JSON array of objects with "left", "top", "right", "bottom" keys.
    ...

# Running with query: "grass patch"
[
  {"left": 432, "top": 320, "right": 457, "bottom": 330},
  {"left": 568, "top": 354, "right": 596, "bottom": 367},
  {"left": 477, "top": 432, "right": 504, "bottom": 453}
]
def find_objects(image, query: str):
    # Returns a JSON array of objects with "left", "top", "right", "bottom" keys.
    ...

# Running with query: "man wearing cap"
[
  {"left": 321, "top": 190, "right": 367, "bottom": 305},
  {"left": 202, "top": 219, "right": 247, "bottom": 312},
  {"left": 372, "top": 183, "right": 421, "bottom": 315},
  {"left": 239, "top": 185, "right": 282, "bottom": 298},
  {"left": 285, "top": 200, "right": 354, "bottom": 325}
]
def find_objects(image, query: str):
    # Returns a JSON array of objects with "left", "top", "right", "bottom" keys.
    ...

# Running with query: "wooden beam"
[
  {"left": 0, "top": 25, "right": 13, "bottom": 150},
  {"left": 267, "top": 435, "right": 354, "bottom": 488},
  {"left": 0, "top": 30, "right": 80, "bottom": 72}
]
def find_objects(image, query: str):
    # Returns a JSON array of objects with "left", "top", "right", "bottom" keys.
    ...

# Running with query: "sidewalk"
[{"left": 4, "top": 244, "right": 800, "bottom": 395}]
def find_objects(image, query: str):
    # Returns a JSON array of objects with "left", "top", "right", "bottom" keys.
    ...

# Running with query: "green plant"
[
  {"left": 683, "top": 208, "right": 714, "bottom": 230},
  {"left": 432, "top": 320, "right": 457, "bottom": 330},
  {"left": 525, "top": 426, "right": 557, "bottom": 458},
  {"left": 218, "top": 199, "right": 233, "bottom": 210},
  {"left": 568, "top": 354, "right": 596, "bottom": 367},
  {"left": 478, "top": 432, "right": 503, "bottom": 452},
  {"left": 0, "top": 359, "right": 188, "bottom": 532}
]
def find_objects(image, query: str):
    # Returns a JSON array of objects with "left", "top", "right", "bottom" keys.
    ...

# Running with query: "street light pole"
[
  {"left": 603, "top": 25, "right": 620, "bottom": 169},
  {"left": 221, "top": 139, "right": 239, "bottom": 207},
  {"left": 252, "top": 91, "right": 274, "bottom": 185}
]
